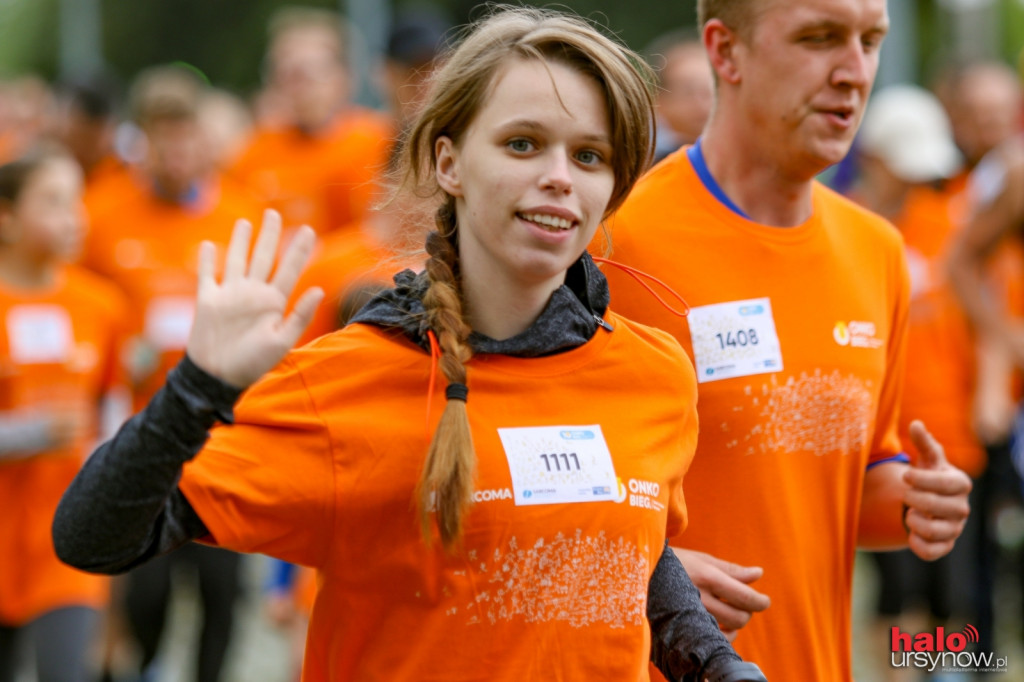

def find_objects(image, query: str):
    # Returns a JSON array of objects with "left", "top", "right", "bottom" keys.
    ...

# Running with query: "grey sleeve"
[
  {"left": 0, "top": 415, "right": 57, "bottom": 458},
  {"left": 52, "top": 356, "right": 243, "bottom": 575},
  {"left": 647, "top": 541, "right": 745, "bottom": 682}
]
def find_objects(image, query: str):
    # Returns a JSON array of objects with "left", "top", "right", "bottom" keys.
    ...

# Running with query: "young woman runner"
[{"left": 54, "top": 7, "right": 765, "bottom": 682}]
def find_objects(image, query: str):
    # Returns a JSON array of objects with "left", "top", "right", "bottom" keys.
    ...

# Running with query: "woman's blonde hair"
[{"left": 395, "top": 5, "right": 655, "bottom": 549}]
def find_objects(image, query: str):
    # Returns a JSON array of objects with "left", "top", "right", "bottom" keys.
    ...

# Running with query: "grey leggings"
[{"left": 0, "top": 606, "right": 99, "bottom": 682}]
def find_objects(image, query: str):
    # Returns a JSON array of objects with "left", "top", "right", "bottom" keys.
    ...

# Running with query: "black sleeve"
[
  {"left": 647, "top": 541, "right": 744, "bottom": 682},
  {"left": 52, "top": 355, "right": 243, "bottom": 575}
]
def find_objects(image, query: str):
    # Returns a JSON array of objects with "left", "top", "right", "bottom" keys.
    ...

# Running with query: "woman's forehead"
[{"left": 474, "top": 59, "right": 609, "bottom": 129}]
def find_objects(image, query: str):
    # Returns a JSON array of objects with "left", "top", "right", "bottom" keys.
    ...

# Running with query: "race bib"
[
  {"left": 144, "top": 297, "right": 195, "bottom": 351},
  {"left": 688, "top": 297, "right": 783, "bottom": 383},
  {"left": 7, "top": 305, "right": 73, "bottom": 364},
  {"left": 497, "top": 425, "right": 618, "bottom": 506}
]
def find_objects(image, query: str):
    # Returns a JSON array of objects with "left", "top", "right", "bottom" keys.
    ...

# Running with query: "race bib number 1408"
[{"left": 687, "top": 297, "right": 783, "bottom": 383}]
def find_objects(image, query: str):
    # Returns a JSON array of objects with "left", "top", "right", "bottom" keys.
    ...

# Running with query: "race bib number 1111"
[{"left": 497, "top": 425, "right": 618, "bottom": 506}]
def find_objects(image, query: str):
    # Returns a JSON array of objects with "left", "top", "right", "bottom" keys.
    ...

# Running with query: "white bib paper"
[
  {"left": 144, "top": 297, "right": 195, "bottom": 351},
  {"left": 7, "top": 305, "right": 73, "bottom": 364},
  {"left": 687, "top": 297, "right": 783, "bottom": 383},
  {"left": 497, "top": 425, "right": 618, "bottom": 506}
]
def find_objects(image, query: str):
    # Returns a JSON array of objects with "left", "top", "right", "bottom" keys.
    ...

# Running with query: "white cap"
[{"left": 858, "top": 84, "right": 962, "bottom": 183}]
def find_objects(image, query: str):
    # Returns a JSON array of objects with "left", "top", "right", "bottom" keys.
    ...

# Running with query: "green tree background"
[
  {"left": 1, "top": 0, "right": 1022, "bottom": 97},
  {"left": 0, "top": 0, "right": 696, "bottom": 94}
]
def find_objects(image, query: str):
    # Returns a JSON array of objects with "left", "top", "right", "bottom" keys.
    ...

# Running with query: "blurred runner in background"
[
  {"left": 79, "top": 64, "right": 259, "bottom": 682},
  {"left": 230, "top": 7, "right": 393, "bottom": 236},
  {"left": 0, "top": 145, "right": 129, "bottom": 682},
  {"left": 645, "top": 28, "right": 714, "bottom": 163}
]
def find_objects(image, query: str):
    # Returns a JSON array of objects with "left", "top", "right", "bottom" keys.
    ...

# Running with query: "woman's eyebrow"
[
  {"left": 494, "top": 118, "right": 545, "bottom": 134},
  {"left": 495, "top": 119, "right": 610, "bottom": 145}
]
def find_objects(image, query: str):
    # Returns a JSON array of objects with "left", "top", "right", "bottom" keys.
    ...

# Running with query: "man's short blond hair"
[
  {"left": 130, "top": 64, "right": 204, "bottom": 127},
  {"left": 697, "top": 0, "right": 765, "bottom": 39}
]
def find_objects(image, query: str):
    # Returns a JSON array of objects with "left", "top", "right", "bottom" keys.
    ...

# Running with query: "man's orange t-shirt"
[
  {"left": 81, "top": 178, "right": 262, "bottom": 409},
  {"left": 884, "top": 185, "right": 986, "bottom": 477},
  {"left": 179, "top": 315, "right": 697, "bottom": 681},
  {"left": 0, "top": 266, "right": 128, "bottom": 625},
  {"left": 82, "top": 157, "right": 144, "bottom": 223},
  {"left": 602, "top": 147, "right": 910, "bottom": 682},
  {"left": 229, "top": 108, "right": 393, "bottom": 235}
]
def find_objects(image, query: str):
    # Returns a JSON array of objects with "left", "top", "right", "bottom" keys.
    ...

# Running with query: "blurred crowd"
[
  {"left": 849, "top": 61, "right": 1024, "bottom": 682},
  {"left": 1, "top": 4, "right": 1024, "bottom": 682}
]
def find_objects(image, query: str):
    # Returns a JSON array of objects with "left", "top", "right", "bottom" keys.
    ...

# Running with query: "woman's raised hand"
[{"left": 186, "top": 211, "right": 324, "bottom": 389}]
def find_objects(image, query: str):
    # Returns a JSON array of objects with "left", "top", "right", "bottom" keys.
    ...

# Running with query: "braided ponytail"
[{"left": 418, "top": 200, "right": 476, "bottom": 549}]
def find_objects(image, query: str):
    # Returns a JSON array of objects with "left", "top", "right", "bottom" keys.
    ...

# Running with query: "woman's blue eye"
[
  {"left": 508, "top": 139, "right": 532, "bottom": 152},
  {"left": 577, "top": 150, "right": 600, "bottom": 165}
]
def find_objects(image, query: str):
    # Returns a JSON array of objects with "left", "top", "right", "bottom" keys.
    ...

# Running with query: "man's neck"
[
  {"left": 0, "top": 250, "right": 58, "bottom": 289},
  {"left": 701, "top": 121, "right": 817, "bottom": 227},
  {"left": 151, "top": 177, "right": 201, "bottom": 206},
  {"left": 294, "top": 107, "right": 341, "bottom": 137}
]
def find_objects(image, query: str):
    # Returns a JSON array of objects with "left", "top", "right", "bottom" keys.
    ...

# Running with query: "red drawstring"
[
  {"left": 591, "top": 256, "right": 690, "bottom": 317},
  {"left": 426, "top": 329, "right": 441, "bottom": 433}
]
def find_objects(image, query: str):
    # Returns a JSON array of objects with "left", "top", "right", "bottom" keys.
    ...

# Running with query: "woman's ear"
[{"left": 435, "top": 136, "right": 463, "bottom": 197}]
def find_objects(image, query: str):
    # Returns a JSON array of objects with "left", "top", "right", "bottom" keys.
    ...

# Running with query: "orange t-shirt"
[
  {"left": 229, "top": 109, "right": 394, "bottom": 235},
  {"left": 294, "top": 225, "right": 424, "bottom": 343},
  {"left": 82, "top": 158, "right": 146, "bottom": 224},
  {"left": 81, "top": 178, "right": 262, "bottom": 409},
  {"left": 960, "top": 158, "right": 1024, "bottom": 402},
  {"left": 876, "top": 185, "right": 986, "bottom": 477},
  {"left": 602, "top": 148, "right": 910, "bottom": 682},
  {"left": 180, "top": 315, "right": 697, "bottom": 681},
  {"left": 0, "top": 266, "right": 128, "bottom": 625},
  {"left": 0, "top": 131, "right": 23, "bottom": 165}
]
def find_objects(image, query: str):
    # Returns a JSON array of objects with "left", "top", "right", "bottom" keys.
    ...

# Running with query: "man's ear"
[
  {"left": 704, "top": 19, "right": 743, "bottom": 85},
  {"left": 435, "top": 135, "right": 463, "bottom": 197}
]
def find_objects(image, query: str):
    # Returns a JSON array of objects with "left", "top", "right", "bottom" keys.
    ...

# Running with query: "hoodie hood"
[{"left": 351, "top": 251, "right": 611, "bottom": 358}]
